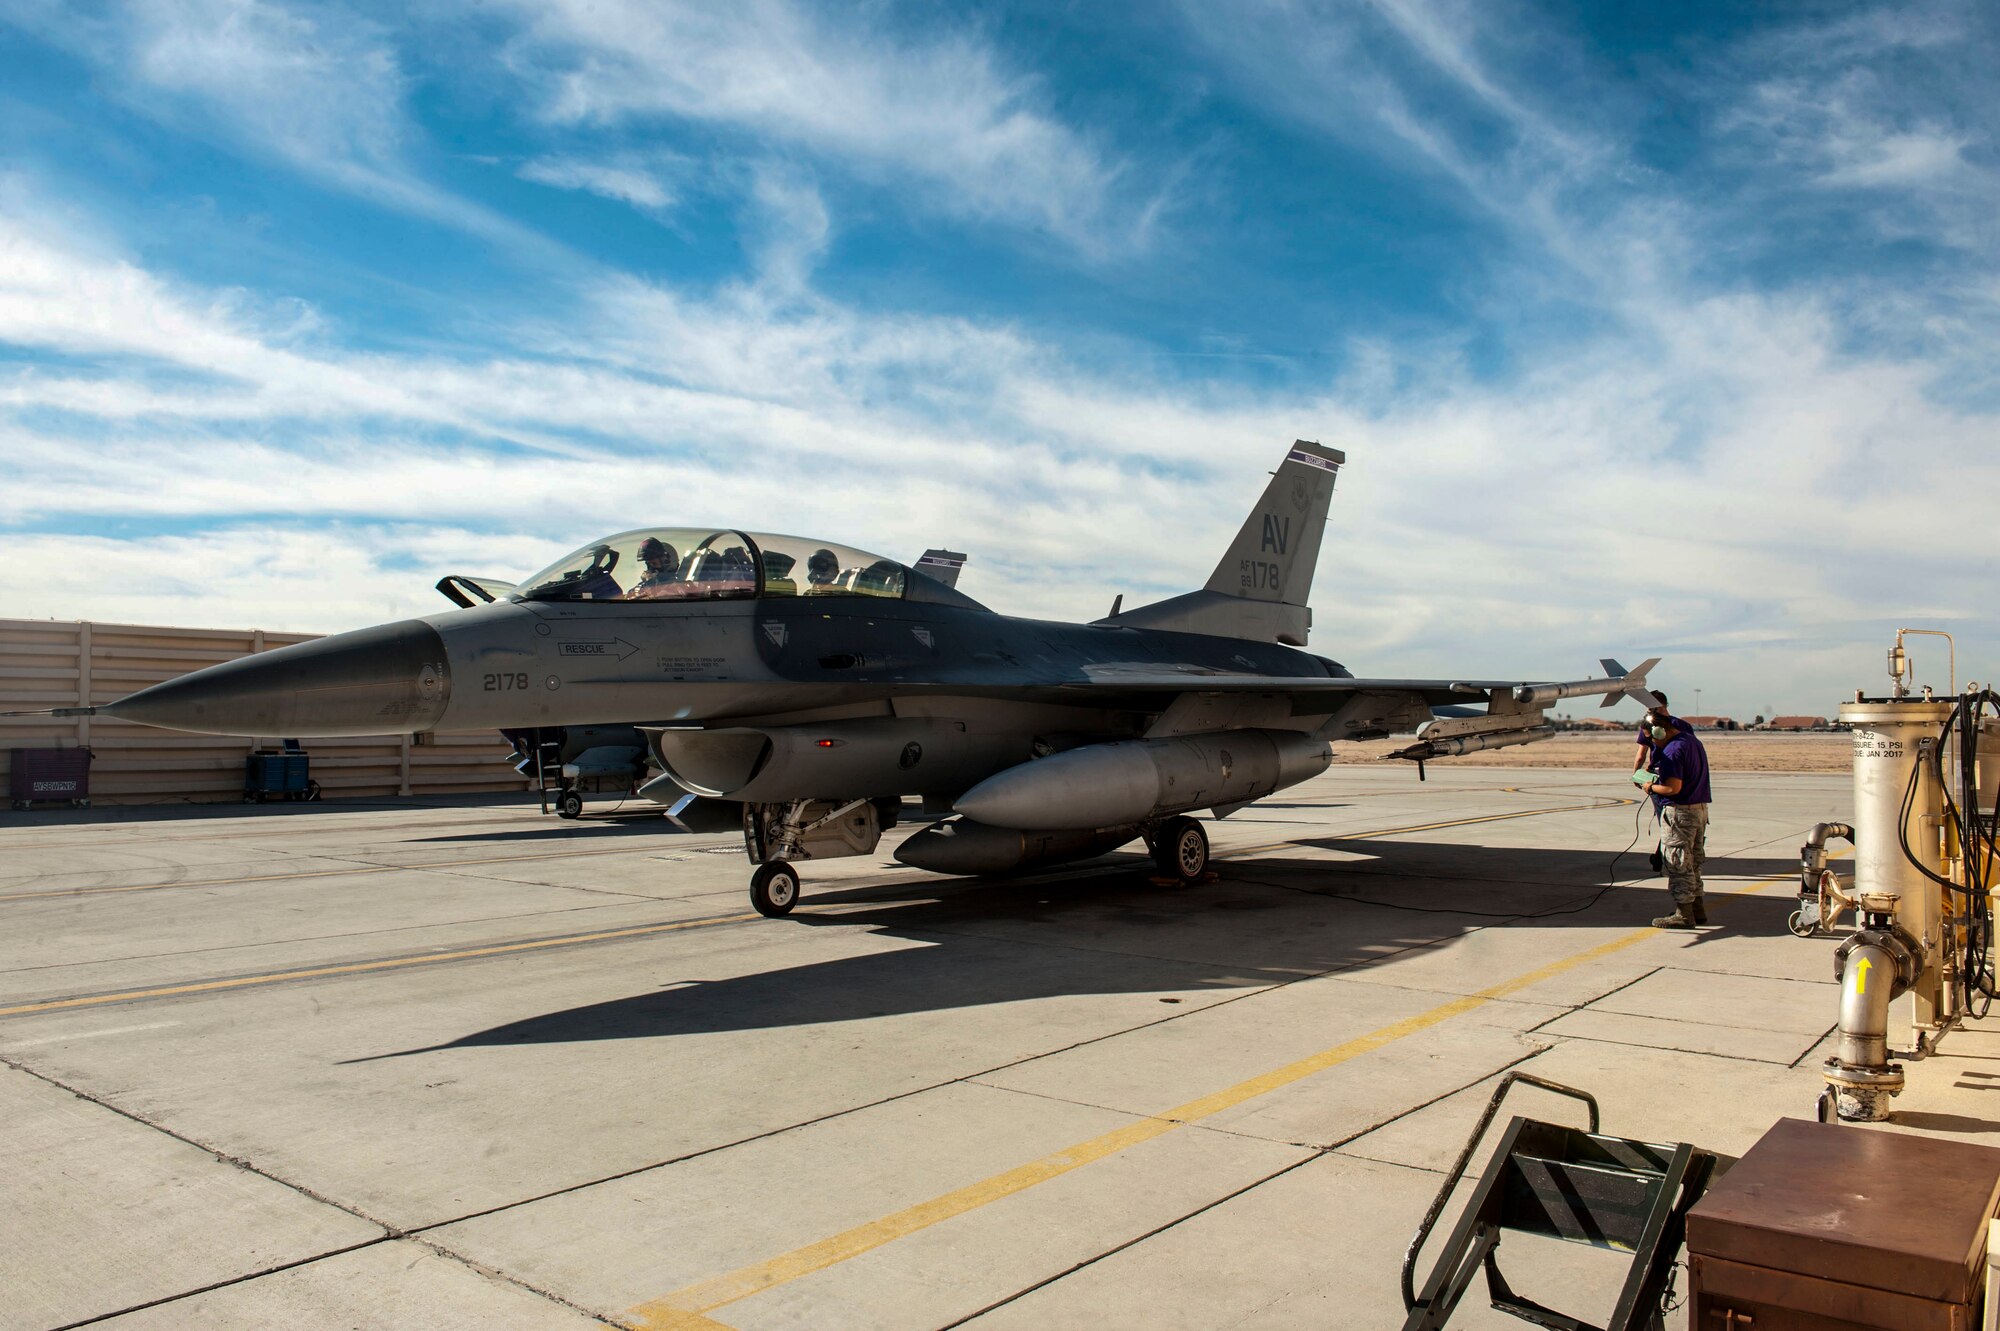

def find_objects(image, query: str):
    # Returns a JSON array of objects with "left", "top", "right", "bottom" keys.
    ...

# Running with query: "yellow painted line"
[
  {"left": 0, "top": 842, "right": 683, "bottom": 904},
  {"left": 622, "top": 849, "right": 1763, "bottom": 1331},
  {"left": 0, "top": 913, "right": 760, "bottom": 1018}
]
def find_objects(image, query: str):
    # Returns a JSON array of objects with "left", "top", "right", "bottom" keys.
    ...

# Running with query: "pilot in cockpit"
[
  {"left": 627, "top": 537, "right": 681, "bottom": 599},
  {"left": 806, "top": 548, "right": 842, "bottom": 590}
]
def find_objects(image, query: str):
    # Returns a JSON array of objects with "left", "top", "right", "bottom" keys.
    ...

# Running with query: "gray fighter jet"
[{"left": 91, "top": 442, "right": 1660, "bottom": 917}]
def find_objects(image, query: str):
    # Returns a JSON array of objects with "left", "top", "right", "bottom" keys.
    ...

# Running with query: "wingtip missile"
[{"left": 1515, "top": 657, "right": 1663, "bottom": 711}]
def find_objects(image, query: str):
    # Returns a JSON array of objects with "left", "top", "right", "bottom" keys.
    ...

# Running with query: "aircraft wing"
[{"left": 1028, "top": 657, "right": 1663, "bottom": 757}]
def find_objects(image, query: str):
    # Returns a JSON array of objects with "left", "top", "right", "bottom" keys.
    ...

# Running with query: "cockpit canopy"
[{"left": 515, "top": 529, "right": 981, "bottom": 608}]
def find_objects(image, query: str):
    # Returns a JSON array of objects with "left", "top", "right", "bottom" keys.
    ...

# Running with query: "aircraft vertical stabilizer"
[{"left": 1094, "top": 440, "right": 1343, "bottom": 645}]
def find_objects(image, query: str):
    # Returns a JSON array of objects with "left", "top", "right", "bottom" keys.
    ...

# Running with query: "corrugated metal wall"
[{"left": 0, "top": 618, "right": 531, "bottom": 805}]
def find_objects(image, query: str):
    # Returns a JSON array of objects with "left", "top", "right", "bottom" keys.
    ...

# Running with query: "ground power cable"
[{"left": 1238, "top": 793, "right": 1651, "bottom": 922}]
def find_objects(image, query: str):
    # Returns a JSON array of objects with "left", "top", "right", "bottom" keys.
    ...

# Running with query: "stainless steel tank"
[{"left": 1839, "top": 699, "right": 1952, "bottom": 1026}]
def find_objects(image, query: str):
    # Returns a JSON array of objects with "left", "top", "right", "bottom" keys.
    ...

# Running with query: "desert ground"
[{"left": 1343, "top": 729, "right": 1850, "bottom": 772}]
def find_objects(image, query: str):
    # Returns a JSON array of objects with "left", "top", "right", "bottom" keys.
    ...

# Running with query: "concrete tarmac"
[{"left": 4, "top": 765, "right": 1996, "bottom": 1329}]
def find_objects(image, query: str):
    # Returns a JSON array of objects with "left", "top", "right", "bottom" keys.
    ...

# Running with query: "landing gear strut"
[
  {"left": 1153, "top": 815, "right": 1210, "bottom": 885},
  {"left": 740, "top": 797, "right": 883, "bottom": 917}
]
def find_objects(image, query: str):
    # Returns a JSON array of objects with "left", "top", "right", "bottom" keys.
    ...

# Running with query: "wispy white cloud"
[
  {"left": 5, "top": 0, "right": 562, "bottom": 255},
  {"left": 517, "top": 155, "right": 676, "bottom": 212},
  {"left": 492, "top": 0, "right": 1166, "bottom": 256}
]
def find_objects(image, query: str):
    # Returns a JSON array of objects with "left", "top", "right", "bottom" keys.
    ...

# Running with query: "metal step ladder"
[
  {"left": 1401, "top": 1073, "right": 1722, "bottom": 1331},
  {"left": 504, "top": 729, "right": 565, "bottom": 813}
]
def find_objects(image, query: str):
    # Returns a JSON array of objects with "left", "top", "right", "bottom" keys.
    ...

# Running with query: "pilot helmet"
[{"left": 808, "top": 549, "right": 839, "bottom": 581}]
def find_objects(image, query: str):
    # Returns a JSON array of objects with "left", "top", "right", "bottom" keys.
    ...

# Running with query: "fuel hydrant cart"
[{"left": 9, "top": 747, "right": 93, "bottom": 809}]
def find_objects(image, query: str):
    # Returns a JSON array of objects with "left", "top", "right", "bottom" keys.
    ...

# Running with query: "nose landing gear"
[
  {"left": 750, "top": 861, "right": 801, "bottom": 917},
  {"left": 740, "top": 797, "right": 885, "bottom": 918}
]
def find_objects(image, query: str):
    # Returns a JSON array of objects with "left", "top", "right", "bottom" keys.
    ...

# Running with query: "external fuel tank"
[{"left": 952, "top": 729, "right": 1330, "bottom": 831}]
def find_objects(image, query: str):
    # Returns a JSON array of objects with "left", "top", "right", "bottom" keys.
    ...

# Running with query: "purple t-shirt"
[{"left": 1654, "top": 723, "right": 1711, "bottom": 806}]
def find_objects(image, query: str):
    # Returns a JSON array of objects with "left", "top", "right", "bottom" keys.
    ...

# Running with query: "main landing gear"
[{"left": 1150, "top": 815, "right": 1210, "bottom": 886}]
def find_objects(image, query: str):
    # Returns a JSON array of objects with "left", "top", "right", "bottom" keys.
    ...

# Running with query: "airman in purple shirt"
[{"left": 1631, "top": 710, "right": 1712, "bottom": 928}]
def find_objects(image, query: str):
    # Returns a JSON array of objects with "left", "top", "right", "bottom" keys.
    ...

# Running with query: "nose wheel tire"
[
  {"left": 1154, "top": 816, "right": 1210, "bottom": 885},
  {"left": 557, "top": 790, "right": 584, "bottom": 819},
  {"left": 751, "top": 861, "right": 801, "bottom": 917}
]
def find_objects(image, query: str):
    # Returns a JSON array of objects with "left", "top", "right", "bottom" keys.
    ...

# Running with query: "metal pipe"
[
  {"left": 1836, "top": 940, "right": 1895, "bottom": 1068},
  {"left": 1896, "top": 627, "right": 1956, "bottom": 696},
  {"left": 1801, "top": 821, "right": 1853, "bottom": 893}
]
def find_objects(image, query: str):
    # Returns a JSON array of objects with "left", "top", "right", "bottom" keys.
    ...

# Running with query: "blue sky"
[{"left": 2, "top": 0, "right": 1996, "bottom": 717}]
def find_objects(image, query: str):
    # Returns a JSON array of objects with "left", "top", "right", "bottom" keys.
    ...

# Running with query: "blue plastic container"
[{"left": 245, "top": 752, "right": 311, "bottom": 800}]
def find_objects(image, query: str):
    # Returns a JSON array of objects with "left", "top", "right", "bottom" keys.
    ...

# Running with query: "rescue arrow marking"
[{"left": 1856, "top": 956, "right": 1873, "bottom": 994}]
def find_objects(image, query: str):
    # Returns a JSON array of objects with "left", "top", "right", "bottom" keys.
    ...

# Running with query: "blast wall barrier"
[{"left": 0, "top": 618, "right": 530, "bottom": 804}]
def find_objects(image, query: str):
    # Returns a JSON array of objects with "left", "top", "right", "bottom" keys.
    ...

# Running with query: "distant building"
[
  {"left": 1552, "top": 715, "right": 1626, "bottom": 732},
  {"left": 1765, "top": 715, "right": 1831, "bottom": 731},
  {"left": 1682, "top": 715, "right": 1739, "bottom": 730}
]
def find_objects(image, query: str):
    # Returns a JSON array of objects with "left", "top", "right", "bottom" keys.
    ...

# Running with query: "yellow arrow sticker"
[{"left": 1856, "top": 957, "right": 1873, "bottom": 994}]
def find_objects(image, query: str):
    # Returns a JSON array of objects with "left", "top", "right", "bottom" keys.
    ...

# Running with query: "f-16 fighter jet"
[{"left": 92, "top": 441, "right": 1660, "bottom": 917}]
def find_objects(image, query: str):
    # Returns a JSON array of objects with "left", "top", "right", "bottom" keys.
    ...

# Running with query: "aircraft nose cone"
[{"left": 103, "top": 619, "right": 451, "bottom": 737}]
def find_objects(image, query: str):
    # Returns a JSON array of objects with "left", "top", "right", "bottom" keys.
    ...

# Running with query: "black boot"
[{"left": 1691, "top": 895, "right": 1708, "bottom": 925}]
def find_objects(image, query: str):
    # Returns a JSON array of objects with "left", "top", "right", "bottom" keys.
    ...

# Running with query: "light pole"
[{"left": 1695, "top": 688, "right": 1702, "bottom": 717}]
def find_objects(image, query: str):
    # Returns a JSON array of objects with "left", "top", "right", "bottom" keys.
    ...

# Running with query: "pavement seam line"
[
  {"left": 936, "top": 1048, "right": 1556, "bottom": 1330},
  {"left": 0, "top": 913, "right": 761, "bottom": 1017},
  {"left": 0, "top": 842, "right": 687, "bottom": 903},
  {"left": 617, "top": 927, "right": 1665, "bottom": 1329},
  {"left": 0, "top": 898, "right": 651, "bottom": 977},
  {"left": 0, "top": 788, "right": 1613, "bottom": 906}
]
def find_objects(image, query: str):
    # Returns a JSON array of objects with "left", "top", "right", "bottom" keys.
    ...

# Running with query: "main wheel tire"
[
  {"left": 751, "top": 861, "right": 801, "bottom": 917},
  {"left": 557, "top": 790, "right": 584, "bottom": 819},
  {"left": 1155, "top": 816, "right": 1209, "bottom": 885}
]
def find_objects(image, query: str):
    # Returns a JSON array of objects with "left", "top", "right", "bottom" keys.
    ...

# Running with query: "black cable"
[
  {"left": 1524, "top": 795, "right": 1650, "bottom": 920},
  {"left": 1241, "top": 796, "right": 1650, "bottom": 922},
  {"left": 1890, "top": 691, "right": 2000, "bottom": 1020}
]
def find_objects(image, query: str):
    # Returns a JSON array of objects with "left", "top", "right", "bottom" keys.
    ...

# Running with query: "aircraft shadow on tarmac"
[
  {"left": 407, "top": 804, "right": 1357, "bottom": 845},
  {"left": 357, "top": 840, "right": 1803, "bottom": 1058},
  {"left": 415, "top": 815, "right": 686, "bottom": 843}
]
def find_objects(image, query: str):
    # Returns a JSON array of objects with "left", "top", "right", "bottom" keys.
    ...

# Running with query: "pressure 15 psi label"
[{"left": 1854, "top": 733, "right": 1905, "bottom": 759}]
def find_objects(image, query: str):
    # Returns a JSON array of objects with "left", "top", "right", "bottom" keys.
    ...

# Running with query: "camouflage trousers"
[{"left": 1661, "top": 803, "right": 1710, "bottom": 907}]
